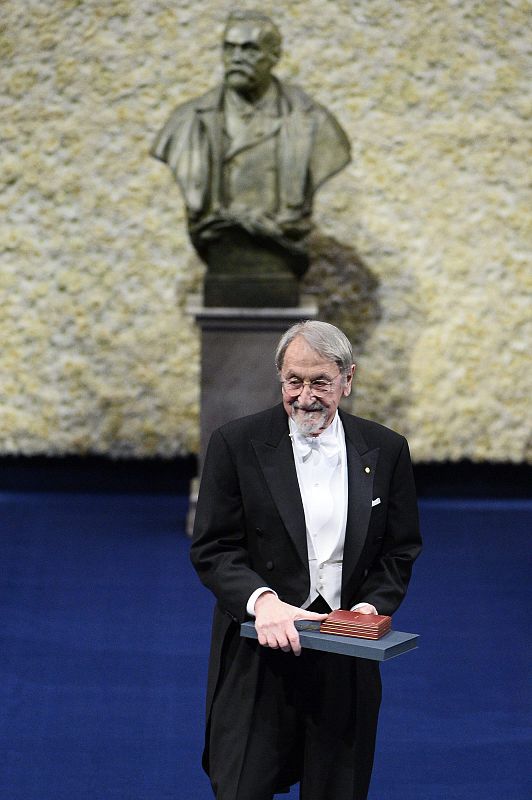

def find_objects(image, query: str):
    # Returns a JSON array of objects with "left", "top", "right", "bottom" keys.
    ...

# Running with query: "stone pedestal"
[
  {"left": 199, "top": 227, "right": 308, "bottom": 308},
  {"left": 186, "top": 297, "right": 318, "bottom": 534}
]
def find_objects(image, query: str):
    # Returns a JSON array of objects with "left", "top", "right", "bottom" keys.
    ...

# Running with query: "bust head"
[{"left": 222, "top": 10, "right": 282, "bottom": 99}]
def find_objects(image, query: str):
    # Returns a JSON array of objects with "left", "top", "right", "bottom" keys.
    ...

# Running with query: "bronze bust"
[{"left": 152, "top": 10, "right": 351, "bottom": 307}]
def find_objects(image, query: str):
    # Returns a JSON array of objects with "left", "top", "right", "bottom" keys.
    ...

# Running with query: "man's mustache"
[
  {"left": 226, "top": 64, "right": 254, "bottom": 75},
  {"left": 292, "top": 400, "right": 325, "bottom": 413}
]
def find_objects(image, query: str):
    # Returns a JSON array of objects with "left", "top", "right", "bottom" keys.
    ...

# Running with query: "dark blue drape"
[{"left": 1, "top": 493, "right": 530, "bottom": 799}]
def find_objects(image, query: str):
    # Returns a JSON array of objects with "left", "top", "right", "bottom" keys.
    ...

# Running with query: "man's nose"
[{"left": 298, "top": 381, "right": 315, "bottom": 399}]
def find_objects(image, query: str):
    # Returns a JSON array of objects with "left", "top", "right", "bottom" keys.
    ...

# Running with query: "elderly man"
[
  {"left": 152, "top": 10, "right": 350, "bottom": 305},
  {"left": 191, "top": 320, "right": 422, "bottom": 800}
]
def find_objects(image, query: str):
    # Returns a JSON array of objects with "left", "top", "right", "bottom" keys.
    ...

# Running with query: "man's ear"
[
  {"left": 268, "top": 51, "right": 280, "bottom": 69},
  {"left": 343, "top": 364, "right": 356, "bottom": 397},
  {"left": 267, "top": 41, "right": 281, "bottom": 68}
]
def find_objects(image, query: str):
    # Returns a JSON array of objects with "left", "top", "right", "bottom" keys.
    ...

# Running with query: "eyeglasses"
[{"left": 280, "top": 375, "right": 342, "bottom": 397}]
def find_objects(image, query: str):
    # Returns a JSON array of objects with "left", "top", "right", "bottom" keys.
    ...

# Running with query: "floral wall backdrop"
[{"left": 1, "top": 0, "right": 530, "bottom": 461}]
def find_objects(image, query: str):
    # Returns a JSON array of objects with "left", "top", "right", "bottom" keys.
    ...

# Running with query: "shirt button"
[{"left": 266, "top": 561, "right": 274, "bottom": 570}]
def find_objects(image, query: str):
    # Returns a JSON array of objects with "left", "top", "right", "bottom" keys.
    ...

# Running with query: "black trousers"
[{"left": 208, "top": 601, "right": 381, "bottom": 800}]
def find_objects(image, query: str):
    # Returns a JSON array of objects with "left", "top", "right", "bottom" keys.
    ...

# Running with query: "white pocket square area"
[{"left": 371, "top": 497, "right": 381, "bottom": 507}]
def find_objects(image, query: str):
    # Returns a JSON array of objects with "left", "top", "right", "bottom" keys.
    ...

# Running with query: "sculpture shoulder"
[
  {"left": 151, "top": 85, "right": 222, "bottom": 159},
  {"left": 153, "top": 79, "right": 342, "bottom": 142},
  {"left": 156, "top": 85, "right": 221, "bottom": 129},
  {"left": 278, "top": 80, "right": 340, "bottom": 120},
  {"left": 278, "top": 79, "right": 351, "bottom": 164}
]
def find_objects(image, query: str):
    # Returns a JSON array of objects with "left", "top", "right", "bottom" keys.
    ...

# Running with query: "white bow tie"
[{"left": 292, "top": 432, "right": 340, "bottom": 465}]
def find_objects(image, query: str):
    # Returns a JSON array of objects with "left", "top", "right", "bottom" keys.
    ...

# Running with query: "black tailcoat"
[{"left": 190, "top": 403, "right": 421, "bottom": 798}]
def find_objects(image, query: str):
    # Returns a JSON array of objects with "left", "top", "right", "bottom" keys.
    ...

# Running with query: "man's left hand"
[{"left": 351, "top": 603, "right": 378, "bottom": 614}]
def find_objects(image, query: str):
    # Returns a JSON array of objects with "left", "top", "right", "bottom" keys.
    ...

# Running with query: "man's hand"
[
  {"left": 351, "top": 603, "right": 378, "bottom": 615},
  {"left": 254, "top": 593, "right": 328, "bottom": 656}
]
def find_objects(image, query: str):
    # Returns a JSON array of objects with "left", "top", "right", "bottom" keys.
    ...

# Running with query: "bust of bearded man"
[{"left": 152, "top": 10, "right": 351, "bottom": 307}]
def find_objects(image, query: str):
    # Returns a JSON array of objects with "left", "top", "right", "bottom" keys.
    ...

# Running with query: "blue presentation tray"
[{"left": 240, "top": 621, "right": 419, "bottom": 662}]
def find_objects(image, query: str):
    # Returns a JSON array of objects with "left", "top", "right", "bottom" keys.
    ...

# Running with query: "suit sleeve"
[
  {"left": 353, "top": 437, "right": 422, "bottom": 616},
  {"left": 190, "top": 428, "right": 273, "bottom": 623}
]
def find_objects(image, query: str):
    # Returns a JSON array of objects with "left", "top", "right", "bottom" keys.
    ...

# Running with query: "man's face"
[
  {"left": 280, "top": 336, "right": 354, "bottom": 436},
  {"left": 223, "top": 22, "right": 277, "bottom": 95}
]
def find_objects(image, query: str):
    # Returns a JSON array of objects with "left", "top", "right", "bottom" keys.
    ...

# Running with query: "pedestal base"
[
  {"left": 199, "top": 225, "right": 308, "bottom": 308},
  {"left": 204, "top": 273, "right": 300, "bottom": 308}
]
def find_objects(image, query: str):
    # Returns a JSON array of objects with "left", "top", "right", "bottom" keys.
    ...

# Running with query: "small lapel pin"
[{"left": 364, "top": 466, "right": 371, "bottom": 474}]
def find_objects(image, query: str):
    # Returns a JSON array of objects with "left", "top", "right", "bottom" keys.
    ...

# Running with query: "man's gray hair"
[
  {"left": 224, "top": 9, "right": 282, "bottom": 58},
  {"left": 275, "top": 320, "right": 354, "bottom": 375}
]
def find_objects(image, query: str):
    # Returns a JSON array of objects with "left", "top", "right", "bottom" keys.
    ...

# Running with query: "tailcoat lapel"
[
  {"left": 251, "top": 406, "right": 308, "bottom": 570},
  {"left": 340, "top": 411, "right": 380, "bottom": 593}
]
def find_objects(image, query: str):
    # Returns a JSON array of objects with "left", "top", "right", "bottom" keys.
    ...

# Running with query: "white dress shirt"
[
  {"left": 290, "top": 412, "right": 347, "bottom": 611},
  {"left": 247, "top": 412, "right": 378, "bottom": 616}
]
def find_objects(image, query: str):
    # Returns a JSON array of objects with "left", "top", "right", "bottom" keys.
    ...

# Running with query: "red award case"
[{"left": 320, "top": 610, "right": 392, "bottom": 640}]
